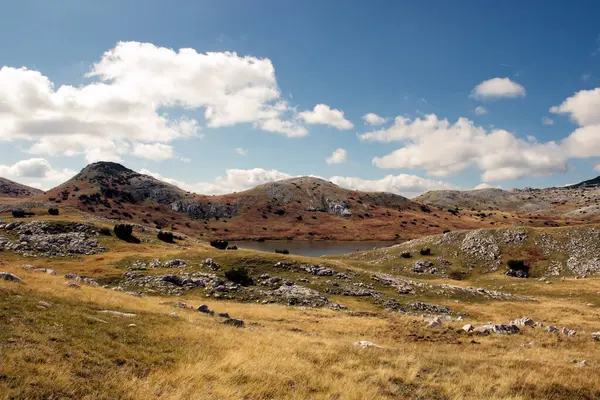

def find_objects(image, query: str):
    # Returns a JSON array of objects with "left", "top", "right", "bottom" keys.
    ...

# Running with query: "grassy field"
[{"left": 3, "top": 211, "right": 600, "bottom": 399}]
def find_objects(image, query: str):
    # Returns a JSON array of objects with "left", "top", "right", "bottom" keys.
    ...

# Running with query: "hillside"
[
  {"left": 34, "top": 162, "right": 492, "bottom": 240},
  {"left": 416, "top": 183, "right": 600, "bottom": 220},
  {"left": 0, "top": 177, "right": 43, "bottom": 198},
  {"left": 2, "top": 208, "right": 600, "bottom": 399}
]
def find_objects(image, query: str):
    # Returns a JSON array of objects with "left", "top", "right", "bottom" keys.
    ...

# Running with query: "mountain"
[
  {"left": 34, "top": 162, "right": 481, "bottom": 240},
  {"left": 416, "top": 183, "right": 600, "bottom": 220},
  {"left": 570, "top": 175, "right": 600, "bottom": 188},
  {"left": 0, "top": 177, "right": 43, "bottom": 198}
]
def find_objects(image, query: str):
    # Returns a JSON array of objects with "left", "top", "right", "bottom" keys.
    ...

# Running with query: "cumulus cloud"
[
  {"left": 142, "top": 166, "right": 456, "bottom": 198},
  {"left": 360, "top": 114, "right": 567, "bottom": 182},
  {"left": 471, "top": 77, "right": 526, "bottom": 100},
  {"left": 235, "top": 148, "right": 249, "bottom": 156},
  {"left": 551, "top": 88, "right": 600, "bottom": 159},
  {"left": 475, "top": 106, "right": 488, "bottom": 115},
  {"left": 550, "top": 88, "right": 600, "bottom": 127},
  {"left": 0, "top": 41, "right": 329, "bottom": 162},
  {"left": 362, "top": 113, "right": 387, "bottom": 126},
  {"left": 140, "top": 168, "right": 293, "bottom": 195},
  {"left": 132, "top": 143, "right": 174, "bottom": 161},
  {"left": 298, "top": 104, "right": 353, "bottom": 130},
  {"left": 542, "top": 116, "right": 554, "bottom": 126},
  {"left": 474, "top": 183, "right": 502, "bottom": 190},
  {"left": 326, "top": 148, "right": 347, "bottom": 164},
  {"left": 329, "top": 174, "right": 459, "bottom": 197},
  {"left": 0, "top": 158, "right": 75, "bottom": 190}
]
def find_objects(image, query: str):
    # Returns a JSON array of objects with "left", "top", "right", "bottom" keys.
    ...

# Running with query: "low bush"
[
  {"left": 419, "top": 248, "right": 431, "bottom": 256},
  {"left": 47, "top": 208, "right": 59, "bottom": 216},
  {"left": 114, "top": 224, "right": 133, "bottom": 240},
  {"left": 157, "top": 231, "right": 174, "bottom": 243},
  {"left": 99, "top": 227, "right": 111, "bottom": 236},
  {"left": 449, "top": 270, "right": 469, "bottom": 281},
  {"left": 506, "top": 259, "right": 529, "bottom": 278},
  {"left": 12, "top": 211, "right": 34, "bottom": 218},
  {"left": 275, "top": 249, "right": 289, "bottom": 254},
  {"left": 210, "top": 239, "right": 228, "bottom": 250},
  {"left": 224, "top": 267, "right": 253, "bottom": 286},
  {"left": 400, "top": 251, "right": 412, "bottom": 258}
]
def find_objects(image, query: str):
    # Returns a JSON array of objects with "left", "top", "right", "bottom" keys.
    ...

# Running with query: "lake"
[{"left": 228, "top": 240, "right": 399, "bottom": 257}]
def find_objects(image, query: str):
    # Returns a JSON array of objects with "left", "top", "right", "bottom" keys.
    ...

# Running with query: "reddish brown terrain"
[
  {"left": 0, "top": 177, "right": 43, "bottom": 199},
  {"left": 1, "top": 161, "right": 599, "bottom": 240}
]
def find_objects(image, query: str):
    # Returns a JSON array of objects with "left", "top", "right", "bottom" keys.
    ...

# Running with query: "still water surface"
[{"left": 228, "top": 240, "right": 399, "bottom": 257}]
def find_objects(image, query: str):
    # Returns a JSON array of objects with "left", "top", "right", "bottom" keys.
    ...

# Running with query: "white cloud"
[
  {"left": 0, "top": 158, "right": 75, "bottom": 190},
  {"left": 542, "top": 116, "right": 554, "bottom": 126},
  {"left": 141, "top": 167, "right": 456, "bottom": 198},
  {"left": 140, "top": 168, "right": 293, "bottom": 195},
  {"left": 329, "top": 174, "right": 459, "bottom": 197},
  {"left": 470, "top": 77, "right": 526, "bottom": 100},
  {"left": 551, "top": 88, "right": 600, "bottom": 159},
  {"left": 474, "top": 106, "right": 488, "bottom": 115},
  {"left": 0, "top": 41, "right": 319, "bottom": 162},
  {"left": 550, "top": 88, "right": 600, "bottom": 126},
  {"left": 474, "top": 183, "right": 502, "bottom": 190},
  {"left": 298, "top": 104, "right": 353, "bottom": 130},
  {"left": 235, "top": 148, "right": 248, "bottom": 156},
  {"left": 326, "top": 148, "right": 347, "bottom": 164},
  {"left": 179, "top": 157, "right": 191, "bottom": 163},
  {"left": 362, "top": 113, "right": 387, "bottom": 126},
  {"left": 360, "top": 114, "right": 567, "bottom": 182},
  {"left": 132, "top": 143, "right": 174, "bottom": 161}
]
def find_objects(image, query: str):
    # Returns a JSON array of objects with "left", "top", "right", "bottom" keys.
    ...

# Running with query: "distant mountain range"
[{"left": 2, "top": 161, "right": 600, "bottom": 239}]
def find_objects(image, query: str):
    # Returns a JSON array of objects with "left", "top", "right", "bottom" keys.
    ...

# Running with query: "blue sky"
[{"left": 1, "top": 0, "right": 599, "bottom": 196}]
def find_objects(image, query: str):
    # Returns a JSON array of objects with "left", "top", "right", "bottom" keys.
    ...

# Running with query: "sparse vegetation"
[
  {"left": 47, "top": 208, "right": 59, "bottom": 215},
  {"left": 400, "top": 251, "right": 412, "bottom": 258},
  {"left": 224, "top": 267, "right": 253, "bottom": 286},
  {"left": 274, "top": 249, "right": 289, "bottom": 254},
  {"left": 210, "top": 239, "right": 228, "bottom": 250},
  {"left": 419, "top": 247, "right": 431, "bottom": 256},
  {"left": 157, "top": 230, "right": 174, "bottom": 243}
]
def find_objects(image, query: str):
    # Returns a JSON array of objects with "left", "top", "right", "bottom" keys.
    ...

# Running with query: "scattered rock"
[
  {"left": 38, "top": 301, "right": 52, "bottom": 309},
  {"left": 0, "top": 272, "right": 22, "bottom": 282},
  {"left": 462, "top": 324, "right": 474, "bottom": 333},
  {"left": 128, "top": 324, "right": 137, "bottom": 328},
  {"left": 169, "top": 312, "right": 179, "bottom": 317},
  {"left": 197, "top": 304, "right": 212, "bottom": 314},
  {"left": 354, "top": 340, "right": 381, "bottom": 349},
  {"left": 222, "top": 318, "right": 244, "bottom": 328},
  {"left": 99, "top": 310, "right": 137, "bottom": 317},
  {"left": 203, "top": 258, "right": 220, "bottom": 271},
  {"left": 510, "top": 317, "right": 535, "bottom": 327},
  {"left": 427, "top": 317, "right": 443, "bottom": 327},
  {"left": 560, "top": 327, "right": 577, "bottom": 336},
  {"left": 66, "top": 282, "right": 81, "bottom": 289},
  {"left": 592, "top": 332, "right": 600, "bottom": 341}
]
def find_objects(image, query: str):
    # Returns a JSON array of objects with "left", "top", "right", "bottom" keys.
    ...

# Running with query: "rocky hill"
[
  {"left": 0, "top": 177, "right": 43, "bottom": 198},
  {"left": 416, "top": 183, "right": 600, "bottom": 219},
  {"left": 31, "top": 162, "right": 487, "bottom": 240},
  {"left": 342, "top": 223, "right": 600, "bottom": 278}
]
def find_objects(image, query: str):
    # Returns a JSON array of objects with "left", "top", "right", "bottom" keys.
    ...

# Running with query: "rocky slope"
[
  {"left": 416, "top": 183, "right": 600, "bottom": 219},
  {"left": 31, "top": 162, "right": 482, "bottom": 240},
  {"left": 0, "top": 177, "right": 43, "bottom": 198},
  {"left": 342, "top": 224, "right": 600, "bottom": 278}
]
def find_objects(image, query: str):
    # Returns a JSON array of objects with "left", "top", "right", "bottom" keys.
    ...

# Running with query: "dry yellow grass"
[{"left": 2, "top": 263, "right": 600, "bottom": 400}]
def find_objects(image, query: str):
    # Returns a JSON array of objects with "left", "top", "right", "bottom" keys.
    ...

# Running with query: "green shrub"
[
  {"left": 400, "top": 251, "right": 412, "bottom": 258},
  {"left": 224, "top": 267, "right": 253, "bottom": 286},
  {"left": 99, "top": 227, "right": 111, "bottom": 236},
  {"left": 449, "top": 270, "right": 469, "bottom": 281},
  {"left": 114, "top": 224, "right": 133, "bottom": 239},
  {"left": 48, "top": 208, "right": 59, "bottom": 216},
  {"left": 12, "top": 210, "right": 26, "bottom": 218},
  {"left": 275, "top": 249, "right": 289, "bottom": 254},
  {"left": 210, "top": 239, "right": 228, "bottom": 250},
  {"left": 419, "top": 248, "right": 431, "bottom": 256},
  {"left": 157, "top": 231, "right": 174, "bottom": 243}
]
